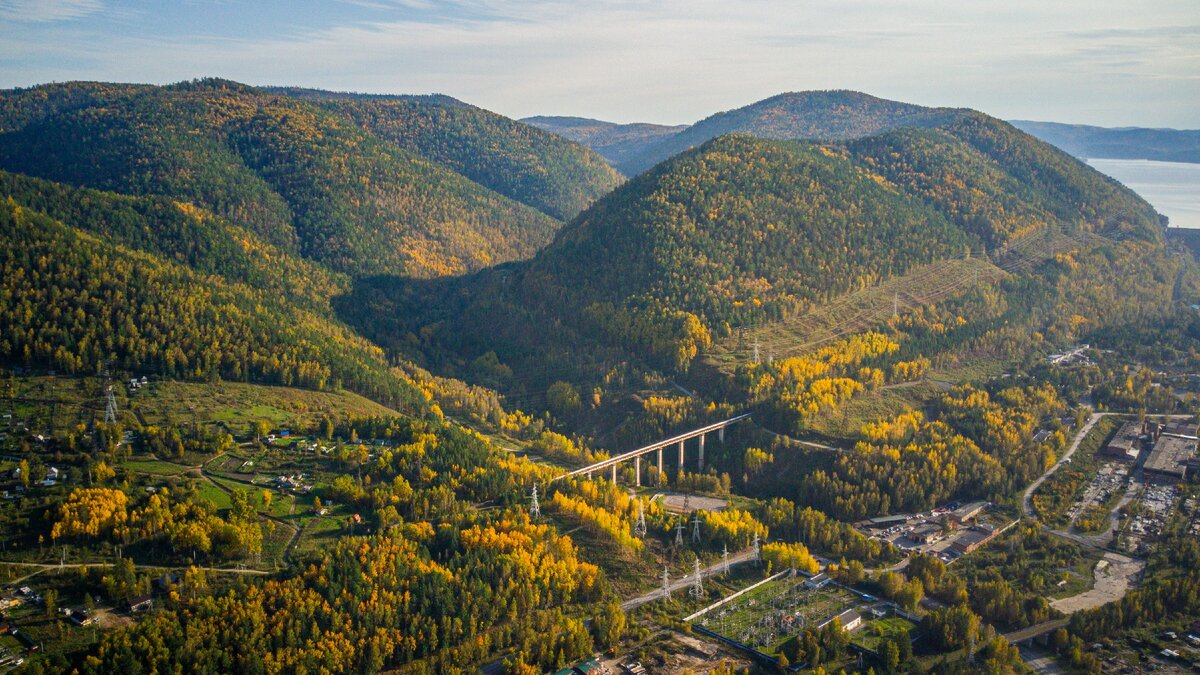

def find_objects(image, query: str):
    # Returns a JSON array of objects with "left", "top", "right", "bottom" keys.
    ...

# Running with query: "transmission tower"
[
  {"left": 752, "top": 337, "right": 761, "bottom": 364},
  {"left": 528, "top": 484, "right": 541, "bottom": 520},
  {"left": 103, "top": 381, "right": 118, "bottom": 424},
  {"left": 722, "top": 544, "right": 730, "bottom": 576},
  {"left": 662, "top": 567, "right": 672, "bottom": 600},
  {"left": 752, "top": 532, "right": 762, "bottom": 564},
  {"left": 674, "top": 517, "right": 685, "bottom": 546},
  {"left": 633, "top": 499, "right": 647, "bottom": 538},
  {"left": 689, "top": 556, "right": 704, "bottom": 599},
  {"left": 691, "top": 511, "right": 702, "bottom": 543}
]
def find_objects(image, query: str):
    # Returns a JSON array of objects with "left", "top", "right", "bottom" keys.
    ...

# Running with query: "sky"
[{"left": 1, "top": 0, "right": 1198, "bottom": 128}]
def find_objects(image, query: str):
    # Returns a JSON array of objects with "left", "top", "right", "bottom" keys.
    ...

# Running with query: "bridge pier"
[
  {"left": 657, "top": 448, "right": 663, "bottom": 479},
  {"left": 678, "top": 441, "right": 685, "bottom": 475},
  {"left": 698, "top": 434, "right": 705, "bottom": 472},
  {"left": 634, "top": 456, "right": 641, "bottom": 487},
  {"left": 611, "top": 464, "right": 617, "bottom": 484},
  {"left": 719, "top": 426, "right": 725, "bottom": 443}
]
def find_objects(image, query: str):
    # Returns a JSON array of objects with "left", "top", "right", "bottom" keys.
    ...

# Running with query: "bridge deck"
[{"left": 559, "top": 413, "right": 752, "bottom": 479}]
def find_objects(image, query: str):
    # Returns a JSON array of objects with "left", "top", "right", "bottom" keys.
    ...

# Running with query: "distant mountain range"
[
  {"left": 521, "top": 116, "right": 687, "bottom": 173},
  {"left": 529, "top": 91, "right": 967, "bottom": 174},
  {"left": 1009, "top": 121, "right": 1200, "bottom": 164},
  {"left": 527, "top": 93, "right": 1200, "bottom": 174}
]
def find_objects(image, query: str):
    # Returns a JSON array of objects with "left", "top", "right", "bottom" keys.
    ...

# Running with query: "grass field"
[
  {"left": 703, "top": 257, "right": 1003, "bottom": 371},
  {"left": 121, "top": 459, "right": 192, "bottom": 476},
  {"left": 135, "top": 380, "right": 402, "bottom": 435},
  {"left": 1, "top": 374, "right": 403, "bottom": 442},
  {"left": 196, "top": 478, "right": 234, "bottom": 509},
  {"left": 806, "top": 382, "right": 942, "bottom": 438},
  {"left": 853, "top": 615, "right": 917, "bottom": 653}
]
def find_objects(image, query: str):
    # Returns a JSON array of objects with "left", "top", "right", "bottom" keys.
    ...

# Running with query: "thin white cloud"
[
  {"left": 0, "top": 0, "right": 1197, "bottom": 128},
  {"left": 0, "top": 0, "right": 100, "bottom": 22}
]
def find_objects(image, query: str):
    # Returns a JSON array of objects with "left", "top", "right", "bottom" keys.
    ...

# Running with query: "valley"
[{"left": 0, "top": 78, "right": 1198, "bottom": 675}]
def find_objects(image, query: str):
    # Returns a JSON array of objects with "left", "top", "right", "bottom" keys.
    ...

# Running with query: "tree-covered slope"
[
  {"left": 0, "top": 198, "right": 427, "bottom": 413},
  {"left": 618, "top": 90, "right": 965, "bottom": 175},
  {"left": 0, "top": 170, "right": 348, "bottom": 314},
  {"left": 849, "top": 114, "right": 1164, "bottom": 249},
  {"left": 287, "top": 94, "right": 624, "bottom": 220},
  {"left": 0, "top": 79, "right": 560, "bottom": 278},
  {"left": 339, "top": 112, "right": 1165, "bottom": 386}
]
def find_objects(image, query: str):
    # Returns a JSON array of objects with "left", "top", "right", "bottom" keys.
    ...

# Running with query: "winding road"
[{"left": 1023, "top": 412, "right": 1104, "bottom": 519}]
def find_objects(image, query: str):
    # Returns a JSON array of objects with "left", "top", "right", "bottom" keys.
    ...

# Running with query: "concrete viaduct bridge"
[{"left": 554, "top": 413, "right": 752, "bottom": 485}]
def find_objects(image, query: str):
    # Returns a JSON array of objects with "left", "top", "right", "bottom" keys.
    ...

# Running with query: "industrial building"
[
  {"left": 1104, "top": 420, "right": 1143, "bottom": 462},
  {"left": 1143, "top": 434, "right": 1198, "bottom": 484},
  {"left": 949, "top": 501, "right": 988, "bottom": 527},
  {"left": 950, "top": 524, "right": 999, "bottom": 555}
]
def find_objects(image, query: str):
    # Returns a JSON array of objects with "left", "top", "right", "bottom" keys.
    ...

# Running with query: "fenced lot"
[{"left": 695, "top": 575, "right": 860, "bottom": 655}]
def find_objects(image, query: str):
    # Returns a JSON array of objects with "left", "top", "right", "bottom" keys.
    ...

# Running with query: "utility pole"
[
  {"left": 722, "top": 544, "right": 730, "bottom": 576},
  {"left": 662, "top": 567, "right": 672, "bottom": 600},
  {"left": 893, "top": 292, "right": 899, "bottom": 319},
  {"left": 752, "top": 532, "right": 762, "bottom": 564}
]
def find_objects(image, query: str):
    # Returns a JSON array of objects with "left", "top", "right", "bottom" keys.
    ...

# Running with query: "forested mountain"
[
  {"left": 1011, "top": 120, "right": 1200, "bottom": 164},
  {"left": 522, "top": 116, "right": 687, "bottom": 173},
  {"left": 0, "top": 79, "right": 560, "bottom": 277},
  {"left": 0, "top": 171, "right": 348, "bottom": 314},
  {"left": 276, "top": 92, "right": 624, "bottom": 221},
  {"left": 0, "top": 197, "right": 428, "bottom": 412},
  {"left": 614, "top": 90, "right": 967, "bottom": 174},
  {"left": 339, "top": 112, "right": 1162, "bottom": 393}
]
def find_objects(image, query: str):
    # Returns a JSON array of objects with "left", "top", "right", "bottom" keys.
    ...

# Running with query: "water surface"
[{"left": 1087, "top": 158, "right": 1200, "bottom": 229}]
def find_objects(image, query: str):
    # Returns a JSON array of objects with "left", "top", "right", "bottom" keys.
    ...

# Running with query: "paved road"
[
  {"left": 620, "top": 549, "right": 757, "bottom": 611},
  {"left": 1018, "top": 644, "right": 1066, "bottom": 674},
  {"left": 1005, "top": 618, "right": 1069, "bottom": 644},
  {"left": 1023, "top": 412, "right": 1104, "bottom": 518}
]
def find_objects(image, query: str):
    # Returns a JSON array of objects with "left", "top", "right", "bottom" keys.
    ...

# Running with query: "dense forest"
[
  {"left": 338, "top": 112, "right": 1164, "bottom": 406},
  {"left": 293, "top": 93, "right": 623, "bottom": 220},
  {"left": 0, "top": 199, "right": 428, "bottom": 413},
  {"left": 0, "top": 79, "right": 593, "bottom": 278}
]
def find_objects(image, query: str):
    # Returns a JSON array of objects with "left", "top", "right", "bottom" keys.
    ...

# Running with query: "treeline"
[
  {"left": 0, "top": 202, "right": 428, "bottom": 412},
  {"left": 52, "top": 486, "right": 263, "bottom": 562},
  {"left": 80, "top": 517, "right": 603, "bottom": 673},
  {"left": 798, "top": 383, "right": 1065, "bottom": 519},
  {"left": 0, "top": 170, "right": 349, "bottom": 314}
]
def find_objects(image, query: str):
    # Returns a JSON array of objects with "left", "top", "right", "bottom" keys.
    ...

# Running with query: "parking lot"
[{"left": 1066, "top": 462, "right": 1129, "bottom": 527}]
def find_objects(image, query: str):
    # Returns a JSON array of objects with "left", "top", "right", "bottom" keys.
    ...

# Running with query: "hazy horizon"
[{"left": 1, "top": 0, "right": 1198, "bottom": 128}]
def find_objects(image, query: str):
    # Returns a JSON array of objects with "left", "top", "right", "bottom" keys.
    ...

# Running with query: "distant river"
[{"left": 1087, "top": 158, "right": 1200, "bottom": 229}]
